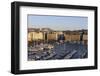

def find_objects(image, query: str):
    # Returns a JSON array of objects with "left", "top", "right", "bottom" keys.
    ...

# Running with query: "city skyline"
[{"left": 28, "top": 15, "right": 88, "bottom": 31}]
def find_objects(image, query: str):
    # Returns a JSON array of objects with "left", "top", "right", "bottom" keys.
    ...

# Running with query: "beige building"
[
  {"left": 28, "top": 28, "right": 88, "bottom": 45},
  {"left": 47, "top": 33, "right": 57, "bottom": 40},
  {"left": 28, "top": 32, "right": 44, "bottom": 42},
  {"left": 70, "top": 35, "right": 80, "bottom": 41}
]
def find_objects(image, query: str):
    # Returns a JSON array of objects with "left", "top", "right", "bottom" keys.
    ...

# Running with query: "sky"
[{"left": 28, "top": 15, "right": 88, "bottom": 31}]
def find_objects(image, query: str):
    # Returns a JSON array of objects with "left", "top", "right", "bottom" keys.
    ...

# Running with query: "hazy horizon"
[{"left": 28, "top": 15, "right": 88, "bottom": 31}]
